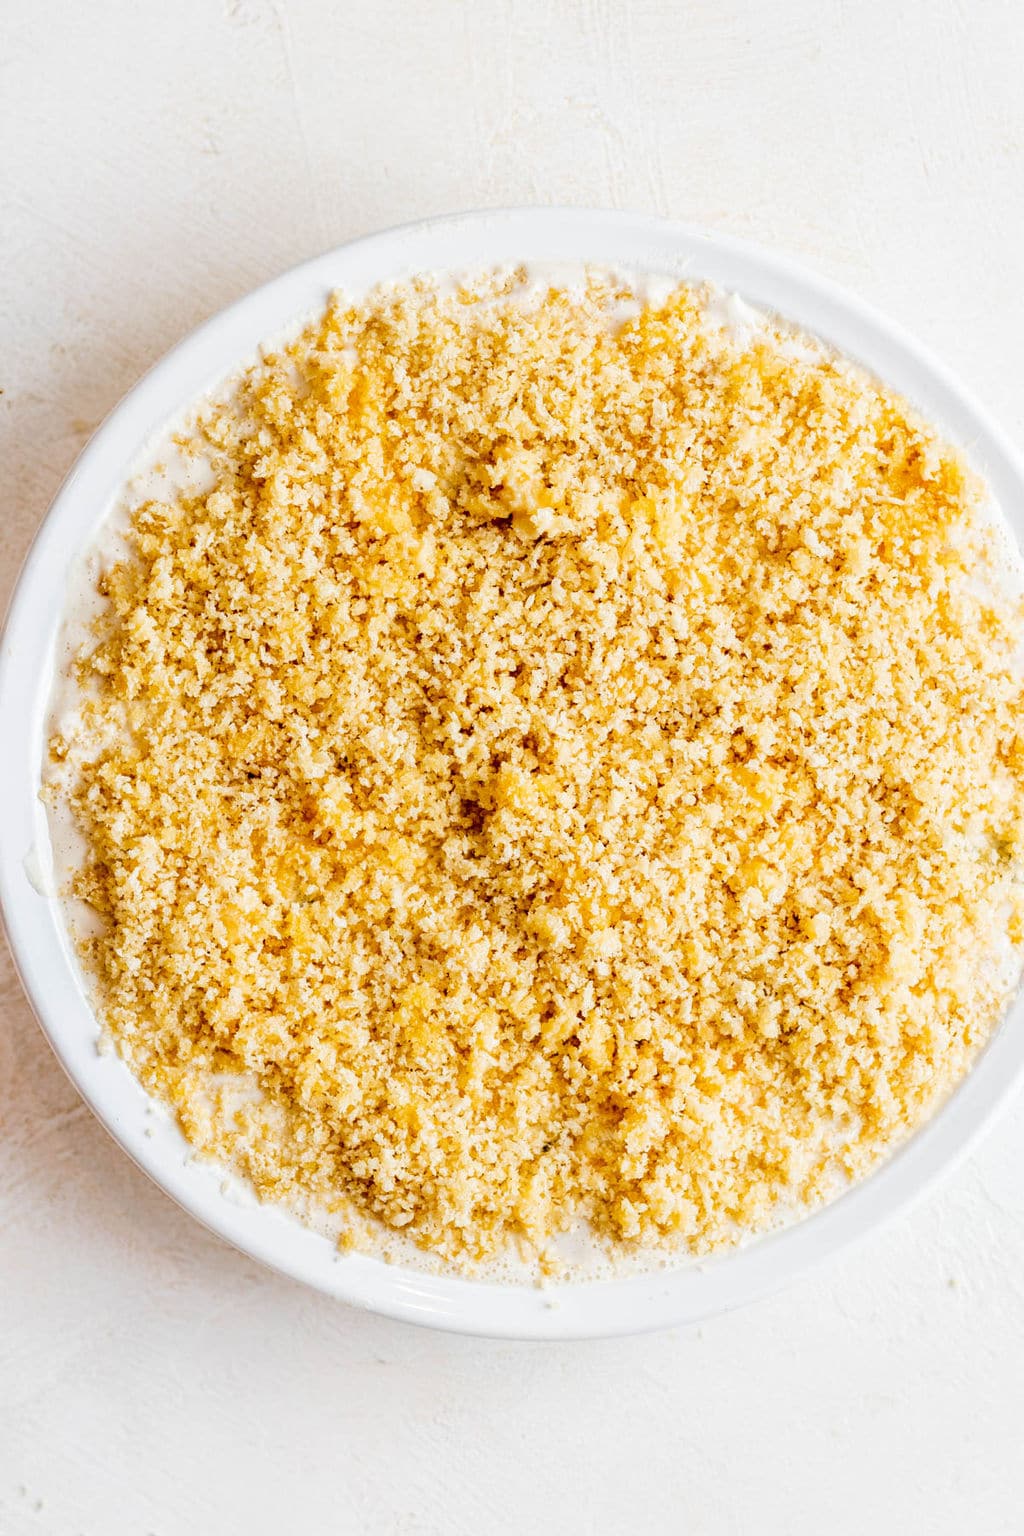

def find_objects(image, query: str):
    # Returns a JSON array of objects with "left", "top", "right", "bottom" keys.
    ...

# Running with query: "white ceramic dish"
[{"left": 3, "top": 208, "right": 1024, "bottom": 1340}]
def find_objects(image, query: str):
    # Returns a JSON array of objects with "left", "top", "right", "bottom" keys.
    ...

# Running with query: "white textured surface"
[{"left": 2, "top": 0, "right": 1023, "bottom": 1530}]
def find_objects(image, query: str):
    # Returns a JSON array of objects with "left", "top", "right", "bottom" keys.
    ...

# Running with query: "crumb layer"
[{"left": 54, "top": 272, "right": 1024, "bottom": 1266}]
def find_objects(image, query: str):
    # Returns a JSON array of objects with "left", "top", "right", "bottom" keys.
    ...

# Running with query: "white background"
[{"left": 3, "top": 1, "right": 1024, "bottom": 1531}]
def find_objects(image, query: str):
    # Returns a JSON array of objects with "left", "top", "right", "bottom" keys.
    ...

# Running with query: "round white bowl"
[{"left": 3, "top": 208, "right": 1024, "bottom": 1340}]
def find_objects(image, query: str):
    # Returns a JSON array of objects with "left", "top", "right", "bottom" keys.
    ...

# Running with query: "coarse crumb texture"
[{"left": 51, "top": 269, "right": 1024, "bottom": 1269}]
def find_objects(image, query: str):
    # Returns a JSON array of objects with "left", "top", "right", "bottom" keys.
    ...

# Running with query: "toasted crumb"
[{"left": 52, "top": 269, "right": 1024, "bottom": 1268}]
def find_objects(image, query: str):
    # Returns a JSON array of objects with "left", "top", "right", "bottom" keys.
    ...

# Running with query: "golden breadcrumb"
[{"left": 50, "top": 268, "right": 1024, "bottom": 1268}]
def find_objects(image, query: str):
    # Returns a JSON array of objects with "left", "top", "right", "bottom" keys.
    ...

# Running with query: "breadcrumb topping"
[{"left": 50, "top": 269, "right": 1024, "bottom": 1269}]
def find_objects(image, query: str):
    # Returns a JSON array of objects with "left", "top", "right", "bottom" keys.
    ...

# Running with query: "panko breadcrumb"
[{"left": 50, "top": 268, "right": 1024, "bottom": 1269}]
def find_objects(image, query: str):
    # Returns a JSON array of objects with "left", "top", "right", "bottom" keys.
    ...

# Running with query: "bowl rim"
[{"left": 3, "top": 205, "right": 1024, "bottom": 1340}]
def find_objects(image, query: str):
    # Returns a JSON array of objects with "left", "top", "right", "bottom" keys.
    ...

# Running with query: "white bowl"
[{"left": 4, "top": 208, "right": 1024, "bottom": 1340}]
